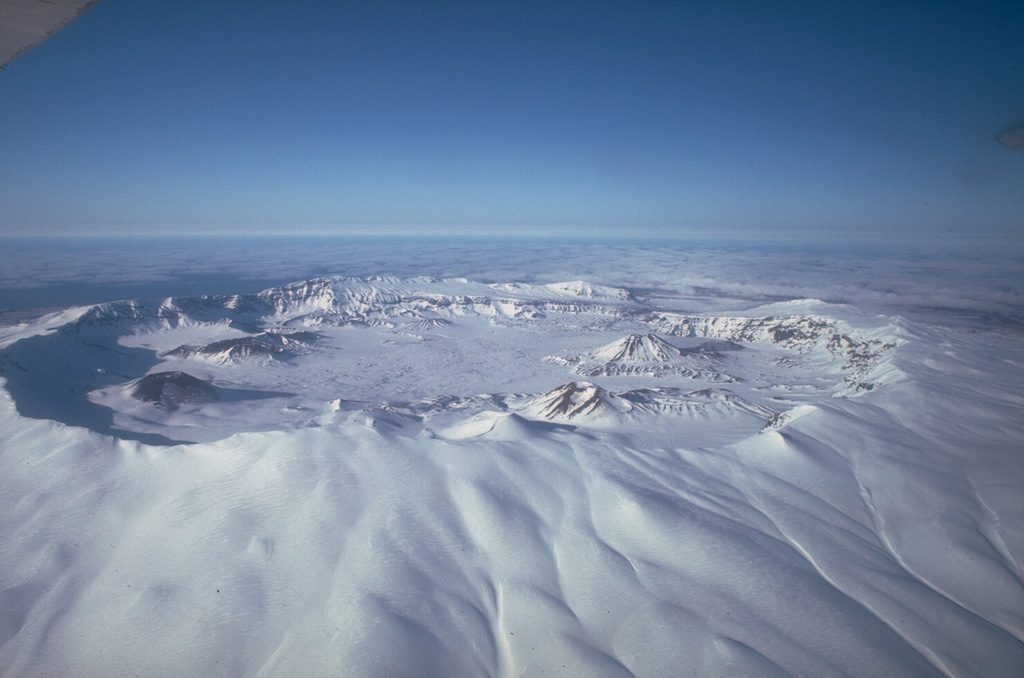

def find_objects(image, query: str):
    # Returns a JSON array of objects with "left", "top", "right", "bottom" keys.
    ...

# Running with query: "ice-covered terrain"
[{"left": 0, "top": 275, "right": 1021, "bottom": 677}]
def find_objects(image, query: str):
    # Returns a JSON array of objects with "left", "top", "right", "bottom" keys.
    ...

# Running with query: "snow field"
[{"left": 0, "top": 276, "right": 1021, "bottom": 677}]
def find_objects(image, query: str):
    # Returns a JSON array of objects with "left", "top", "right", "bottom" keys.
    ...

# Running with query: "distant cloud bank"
[{"left": 1, "top": 236, "right": 1021, "bottom": 327}]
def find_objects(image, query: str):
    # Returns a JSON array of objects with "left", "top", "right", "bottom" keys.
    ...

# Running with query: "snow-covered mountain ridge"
[
  {"left": 1, "top": 275, "right": 1019, "bottom": 678},
  {"left": 65, "top": 276, "right": 636, "bottom": 328}
]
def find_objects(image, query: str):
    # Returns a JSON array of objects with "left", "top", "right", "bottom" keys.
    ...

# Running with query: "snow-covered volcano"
[
  {"left": 519, "top": 380, "right": 627, "bottom": 421},
  {"left": 0, "top": 276, "right": 899, "bottom": 442},
  {"left": 593, "top": 333, "right": 681, "bottom": 363},
  {"left": 0, "top": 275, "right": 1020, "bottom": 677},
  {"left": 550, "top": 332, "right": 743, "bottom": 379},
  {"left": 513, "top": 380, "right": 774, "bottom": 427}
]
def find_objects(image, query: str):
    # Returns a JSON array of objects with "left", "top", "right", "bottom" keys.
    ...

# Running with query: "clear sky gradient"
[{"left": 1, "top": 0, "right": 1021, "bottom": 239}]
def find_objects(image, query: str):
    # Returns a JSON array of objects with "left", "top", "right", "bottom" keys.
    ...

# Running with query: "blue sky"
[{"left": 1, "top": 0, "right": 1021, "bottom": 239}]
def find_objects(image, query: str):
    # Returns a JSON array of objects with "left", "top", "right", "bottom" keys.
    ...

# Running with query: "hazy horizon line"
[{"left": 2, "top": 229, "right": 1021, "bottom": 246}]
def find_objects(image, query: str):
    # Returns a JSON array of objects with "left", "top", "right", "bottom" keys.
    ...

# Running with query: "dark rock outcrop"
[{"left": 130, "top": 371, "right": 219, "bottom": 408}]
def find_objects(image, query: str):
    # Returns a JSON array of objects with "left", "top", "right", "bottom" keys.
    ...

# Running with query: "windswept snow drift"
[{"left": 0, "top": 276, "right": 1021, "bottom": 677}]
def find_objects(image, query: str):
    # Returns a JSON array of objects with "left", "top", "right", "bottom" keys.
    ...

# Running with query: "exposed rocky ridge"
[
  {"left": 401, "top": 318, "right": 455, "bottom": 333},
  {"left": 649, "top": 312, "right": 836, "bottom": 347},
  {"left": 67, "top": 276, "right": 637, "bottom": 332},
  {"left": 163, "top": 331, "right": 320, "bottom": 363},
  {"left": 514, "top": 381, "right": 775, "bottom": 423},
  {"left": 618, "top": 386, "right": 777, "bottom": 418},
  {"left": 647, "top": 311, "right": 899, "bottom": 392}
]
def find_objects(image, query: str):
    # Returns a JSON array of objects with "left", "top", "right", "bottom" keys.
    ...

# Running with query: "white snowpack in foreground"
[{"left": 0, "top": 276, "right": 1021, "bottom": 677}]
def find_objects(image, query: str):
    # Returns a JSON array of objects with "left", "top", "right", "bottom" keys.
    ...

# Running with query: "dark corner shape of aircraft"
[{"left": 995, "top": 119, "right": 1024, "bottom": 154}]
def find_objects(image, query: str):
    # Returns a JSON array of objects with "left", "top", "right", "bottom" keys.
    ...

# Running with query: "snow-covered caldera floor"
[{"left": 0, "top": 276, "right": 1021, "bottom": 677}]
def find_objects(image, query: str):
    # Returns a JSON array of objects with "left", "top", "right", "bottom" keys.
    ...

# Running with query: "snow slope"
[{"left": 0, "top": 276, "right": 1020, "bottom": 677}]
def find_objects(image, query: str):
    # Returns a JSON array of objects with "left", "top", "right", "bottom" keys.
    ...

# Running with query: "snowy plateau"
[{"left": 0, "top": 275, "right": 1021, "bottom": 677}]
